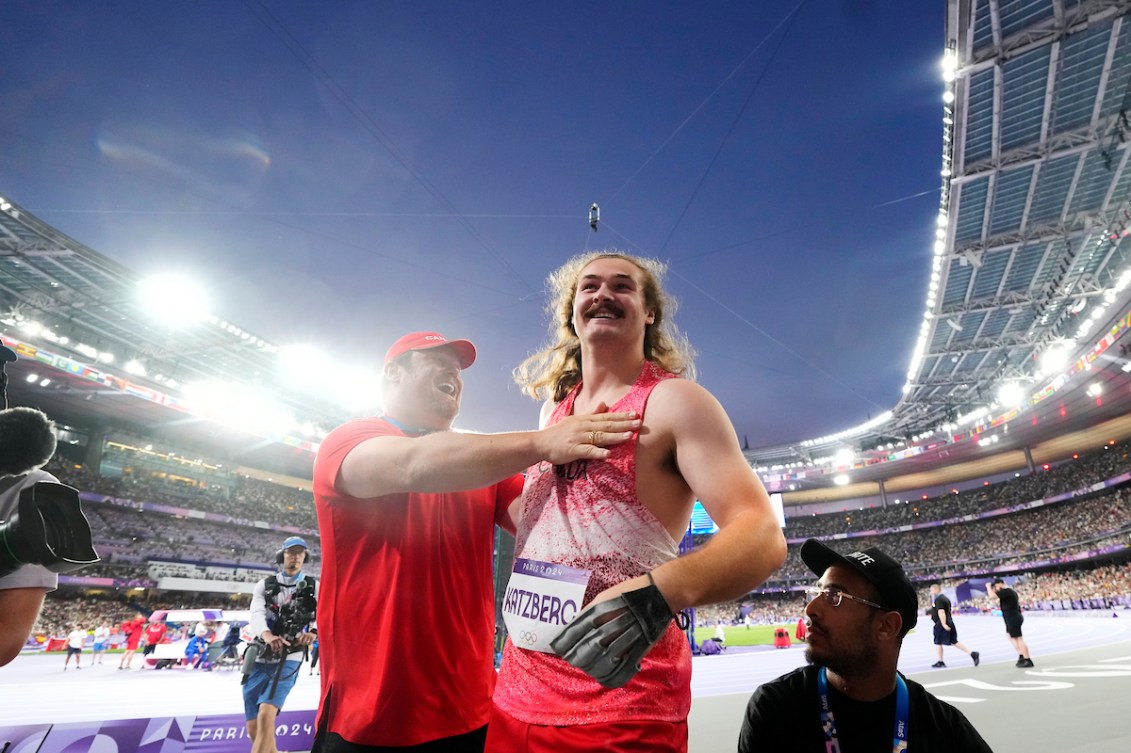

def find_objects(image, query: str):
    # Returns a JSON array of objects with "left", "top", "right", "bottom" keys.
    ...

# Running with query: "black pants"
[{"left": 311, "top": 726, "right": 487, "bottom": 753}]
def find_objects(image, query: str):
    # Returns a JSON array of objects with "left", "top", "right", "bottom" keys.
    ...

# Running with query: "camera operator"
[
  {"left": 0, "top": 342, "right": 61, "bottom": 667},
  {"left": 243, "top": 536, "right": 317, "bottom": 753}
]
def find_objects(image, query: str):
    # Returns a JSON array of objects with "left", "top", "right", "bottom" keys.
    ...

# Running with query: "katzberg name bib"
[{"left": 501, "top": 558, "right": 591, "bottom": 653}]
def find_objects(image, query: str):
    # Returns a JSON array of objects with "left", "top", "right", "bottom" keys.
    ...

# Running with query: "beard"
[
  {"left": 425, "top": 390, "right": 460, "bottom": 423},
  {"left": 804, "top": 622, "right": 880, "bottom": 678}
]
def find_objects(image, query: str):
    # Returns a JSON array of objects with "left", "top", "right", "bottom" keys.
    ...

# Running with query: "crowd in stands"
[
  {"left": 45, "top": 457, "right": 319, "bottom": 532},
  {"left": 32, "top": 590, "right": 248, "bottom": 643},
  {"left": 79, "top": 502, "right": 321, "bottom": 575},
  {"left": 232, "top": 475, "right": 318, "bottom": 530},
  {"left": 696, "top": 561, "right": 1131, "bottom": 630},
  {"left": 765, "top": 486, "right": 1131, "bottom": 583},
  {"left": 23, "top": 438, "right": 1129, "bottom": 648},
  {"left": 972, "top": 563, "right": 1131, "bottom": 612},
  {"left": 781, "top": 445, "right": 1129, "bottom": 539},
  {"left": 34, "top": 560, "right": 1130, "bottom": 647}
]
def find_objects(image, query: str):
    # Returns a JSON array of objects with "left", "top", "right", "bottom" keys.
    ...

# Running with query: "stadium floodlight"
[
  {"left": 138, "top": 274, "right": 210, "bottom": 327},
  {"left": 833, "top": 448, "right": 855, "bottom": 468},
  {"left": 330, "top": 365, "right": 382, "bottom": 411},
  {"left": 278, "top": 344, "right": 328, "bottom": 390},
  {"left": 1039, "top": 341, "right": 1075, "bottom": 376},
  {"left": 1086, "top": 382, "right": 1103, "bottom": 398},
  {"left": 182, "top": 380, "right": 296, "bottom": 437},
  {"left": 75, "top": 343, "right": 98, "bottom": 359},
  {"left": 124, "top": 360, "right": 147, "bottom": 377},
  {"left": 940, "top": 50, "right": 958, "bottom": 76},
  {"left": 833, "top": 474, "right": 850, "bottom": 486},
  {"left": 996, "top": 382, "right": 1025, "bottom": 407}
]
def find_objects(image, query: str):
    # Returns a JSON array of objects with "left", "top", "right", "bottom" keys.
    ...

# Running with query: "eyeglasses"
[{"left": 804, "top": 586, "right": 886, "bottom": 611}]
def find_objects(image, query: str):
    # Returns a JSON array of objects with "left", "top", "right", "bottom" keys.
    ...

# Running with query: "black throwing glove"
[{"left": 549, "top": 578, "right": 674, "bottom": 689}]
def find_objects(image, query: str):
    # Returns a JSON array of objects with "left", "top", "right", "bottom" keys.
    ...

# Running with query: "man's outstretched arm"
[{"left": 337, "top": 411, "right": 641, "bottom": 499}]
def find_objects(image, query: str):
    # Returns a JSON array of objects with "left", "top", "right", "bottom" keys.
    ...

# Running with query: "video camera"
[
  {"left": 241, "top": 576, "right": 317, "bottom": 678},
  {"left": 0, "top": 339, "right": 100, "bottom": 580},
  {"left": 268, "top": 580, "right": 318, "bottom": 650},
  {"left": 0, "top": 480, "right": 100, "bottom": 578},
  {"left": 238, "top": 574, "right": 316, "bottom": 678}
]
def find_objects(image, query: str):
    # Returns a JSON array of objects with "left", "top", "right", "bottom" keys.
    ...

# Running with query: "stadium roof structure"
[
  {"left": 0, "top": 197, "right": 353, "bottom": 477},
  {"left": 3, "top": 0, "right": 1131, "bottom": 495},
  {"left": 898, "top": 0, "right": 1131, "bottom": 431},
  {"left": 745, "top": 0, "right": 1131, "bottom": 498}
]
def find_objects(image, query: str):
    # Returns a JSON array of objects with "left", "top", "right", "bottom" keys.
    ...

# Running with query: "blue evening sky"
[{"left": 0, "top": 1, "right": 946, "bottom": 446}]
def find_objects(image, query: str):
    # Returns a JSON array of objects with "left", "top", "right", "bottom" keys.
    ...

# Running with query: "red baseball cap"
[{"left": 384, "top": 331, "right": 476, "bottom": 369}]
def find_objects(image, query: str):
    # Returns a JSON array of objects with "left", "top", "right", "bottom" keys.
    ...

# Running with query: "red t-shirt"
[
  {"left": 312, "top": 417, "right": 523, "bottom": 747},
  {"left": 122, "top": 617, "right": 146, "bottom": 650},
  {"left": 144, "top": 623, "right": 167, "bottom": 645}
]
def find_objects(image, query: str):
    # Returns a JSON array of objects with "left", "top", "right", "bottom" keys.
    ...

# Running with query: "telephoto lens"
[{"left": 240, "top": 641, "right": 262, "bottom": 684}]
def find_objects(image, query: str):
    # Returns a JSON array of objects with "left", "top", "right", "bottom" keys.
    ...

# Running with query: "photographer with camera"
[
  {"left": 0, "top": 341, "right": 98, "bottom": 667},
  {"left": 0, "top": 431, "right": 59, "bottom": 667},
  {"left": 243, "top": 536, "right": 318, "bottom": 753}
]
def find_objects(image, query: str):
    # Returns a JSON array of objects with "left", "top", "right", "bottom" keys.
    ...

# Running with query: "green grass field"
[{"left": 693, "top": 624, "right": 799, "bottom": 647}]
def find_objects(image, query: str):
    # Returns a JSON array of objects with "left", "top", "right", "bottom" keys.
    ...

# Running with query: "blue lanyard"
[
  {"left": 379, "top": 414, "right": 434, "bottom": 436},
  {"left": 817, "top": 666, "right": 909, "bottom": 753}
]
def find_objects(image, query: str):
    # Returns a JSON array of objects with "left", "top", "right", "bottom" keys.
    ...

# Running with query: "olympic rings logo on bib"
[{"left": 501, "top": 558, "right": 592, "bottom": 654}]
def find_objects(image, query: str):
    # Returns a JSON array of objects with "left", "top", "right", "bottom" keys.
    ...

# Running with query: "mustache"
[{"left": 587, "top": 303, "right": 623, "bottom": 316}]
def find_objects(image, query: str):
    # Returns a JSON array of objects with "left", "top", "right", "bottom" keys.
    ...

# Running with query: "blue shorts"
[
  {"left": 242, "top": 660, "right": 301, "bottom": 720},
  {"left": 92, "top": 642, "right": 106, "bottom": 652}
]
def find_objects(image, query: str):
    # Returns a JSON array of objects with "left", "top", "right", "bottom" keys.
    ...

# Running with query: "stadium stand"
[{"left": 24, "top": 435, "right": 1129, "bottom": 646}]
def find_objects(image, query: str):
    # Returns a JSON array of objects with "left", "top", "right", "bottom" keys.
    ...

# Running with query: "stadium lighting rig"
[
  {"left": 996, "top": 382, "right": 1025, "bottom": 407},
  {"left": 138, "top": 274, "right": 210, "bottom": 327}
]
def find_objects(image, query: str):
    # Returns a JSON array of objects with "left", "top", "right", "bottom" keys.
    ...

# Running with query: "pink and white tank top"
[{"left": 492, "top": 361, "right": 693, "bottom": 725}]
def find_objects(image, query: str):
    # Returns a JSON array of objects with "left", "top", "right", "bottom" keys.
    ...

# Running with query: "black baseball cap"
[{"left": 800, "top": 538, "right": 919, "bottom": 636}]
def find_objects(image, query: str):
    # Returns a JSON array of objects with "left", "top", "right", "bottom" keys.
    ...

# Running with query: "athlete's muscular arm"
[
  {"left": 552, "top": 381, "right": 785, "bottom": 687},
  {"left": 651, "top": 381, "right": 785, "bottom": 611},
  {"left": 589, "top": 380, "right": 786, "bottom": 613},
  {"left": 338, "top": 411, "right": 640, "bottom": 499}
]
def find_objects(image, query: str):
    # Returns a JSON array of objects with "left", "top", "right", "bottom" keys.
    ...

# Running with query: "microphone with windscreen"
[{"left": 0, "top": 403, "right": 100, "bottom": 578}]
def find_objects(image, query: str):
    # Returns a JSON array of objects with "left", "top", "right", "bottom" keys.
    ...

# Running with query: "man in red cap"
[{"left": 311, "top": 331, "right": 640, "bottom": 752}]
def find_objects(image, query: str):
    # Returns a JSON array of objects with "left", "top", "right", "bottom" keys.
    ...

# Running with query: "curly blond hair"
[{"left": 514, "top": 250, "right": 696, "bottom": 402}]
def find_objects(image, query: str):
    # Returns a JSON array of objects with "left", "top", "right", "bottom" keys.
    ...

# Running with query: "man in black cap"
[{"left": 738, "top": 539, "right": 994, "bottom": 752}]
